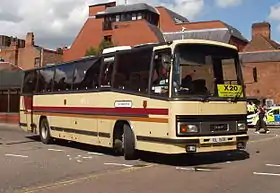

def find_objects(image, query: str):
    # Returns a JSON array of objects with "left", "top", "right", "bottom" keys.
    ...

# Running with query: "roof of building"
[
  {"left": 0, "top": 62, "right": 22, "bottom": 71},
  {"left": 221, "top": 21, "right": 248, "bottom": 42},
  {"left": 89, "top": 1, "right": 115, "bottom": 7},
  {"left": 161, "top": 20, "right": 247, "bottom": 43},
  {"left": 100, "top": 3, "right": 159, "bottom": 15},
  {"left": 34, "top": 45, "right": 62, "bottom": 54},
  {"left": 147, "top": 23, "right": 166, "bottom": 43},
  {"left": 163, "top": 28, "right": 232, "bottom": 43},
  {"left": 0, "top": 70, "right": 24, "bottom": 89},
  {"left": 162, "top": 7, "right": 189, "bottom": 24},
  {"left": 262, "top": 36, "right": 280, "bottom": 49},
  {"left": 240, "top": 50, "right": 280, "bottom": 63}
]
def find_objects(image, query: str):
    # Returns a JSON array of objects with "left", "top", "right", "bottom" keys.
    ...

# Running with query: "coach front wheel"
[{"left": 123, "top": 124, "right": 137, "bottom": 160}]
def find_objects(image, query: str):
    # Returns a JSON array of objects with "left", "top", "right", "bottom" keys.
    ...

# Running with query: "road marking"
[
  {"left": 48, "top": 148, "right": 65, "bottom": 152},
  {"left": 82, "top": 156, "right": 92, "bottom": 159},
  {"left": 176, "top": 167, "right": 212, "bottom": 172},
  {"left": 87, "top": 152, "right": 104, "bottom": 156},
  {"left": 249, "top": 135, "right": 280, "bottom": 143},
  {"left": 266, "top": 164, "right": 280, "bottom": 167},
  {"left": 19, "top": 163, "right": 157, "bottom": 193},
  {"left": 253, "top": 172, "right": 280, "bottom": 177},
  {"left": 5, "top": 153, "right": 28, "bottom": 158},
  {"left": 104, "top": 162, "right": 134, "bottom": 167}
]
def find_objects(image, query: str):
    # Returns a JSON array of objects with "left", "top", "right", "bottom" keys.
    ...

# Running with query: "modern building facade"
[{"left": 63, "top": 1, "right": 248, "bottom": 62}]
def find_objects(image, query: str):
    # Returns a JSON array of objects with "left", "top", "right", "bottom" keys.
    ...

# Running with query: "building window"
[
  {"left": 121, "top": 14, "right": 126, "bottom": 21},
  {"left": 34, "top": 57, "right": 40, "bottom": 67},
  {"left": 104, "top": 35, "right": 112, "bottom": 42},
  {"left": 116, "top": 15, "right": 120, "bottom": 22},
  {"left": 126, "top": 13, "right": 132, "bottom": 21},
  {"left": 132, "top": 13, "right": 136, "bottom": 20},
  {"left": 137, "top": 13, "right": 142, "bottom": 20},
  {"left": 174, "top": 18, "right": 183, "bottom": 24}
]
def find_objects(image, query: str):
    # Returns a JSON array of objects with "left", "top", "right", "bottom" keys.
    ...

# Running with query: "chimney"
[
  {"left": 252, "top": 22, "right": 271, "bottom": 40},
  {"left": 26, "top": 32, "right": 35, "bottom": 46}
]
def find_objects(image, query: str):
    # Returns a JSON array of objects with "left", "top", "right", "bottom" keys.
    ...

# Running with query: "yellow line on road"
[
  {"left": 16, "top": 164, "right": 157, "bottom": 193},
  {"left": 249, "top": 135, "right": 279, "bottom": 144}
]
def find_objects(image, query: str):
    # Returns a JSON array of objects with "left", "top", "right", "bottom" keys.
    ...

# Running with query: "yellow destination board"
[{"left": 217, "top": 84, "right": 243, "bottom": 97}]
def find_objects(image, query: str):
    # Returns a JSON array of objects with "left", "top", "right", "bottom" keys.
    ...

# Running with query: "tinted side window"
[
  {"left": 37, "top": 67, "right": 55, "bottom": 93},
  {"left": 53, "top": 64, "right": 74, "bottom": 91},
  {"left": 22, "top": 70, "right": 37, "bottom": 94},
  {"left": 113, "top": 49, "right": 152, "bottom": 94},
  {"left": 101, "top": 56, "right": 115, "bottom": 87},
  {"left": 73, "top": 58, "right": 101, "bottom": 91}
]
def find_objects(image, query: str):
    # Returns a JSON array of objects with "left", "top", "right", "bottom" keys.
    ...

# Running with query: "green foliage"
[
  {"left": 85, "top": 46, "right": 99, "bottom": 56},
  {"left": 85, "top": 40, "right": 115, "bottom": 57}
]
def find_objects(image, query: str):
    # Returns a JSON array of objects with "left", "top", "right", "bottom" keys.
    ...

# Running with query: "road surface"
[{"left": 0, "top": 124, "right": 279, "bottom": 193}]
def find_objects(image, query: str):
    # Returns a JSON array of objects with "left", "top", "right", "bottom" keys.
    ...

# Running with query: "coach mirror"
[{"left": 253, "top": 67, "right": 258, "bottom": 82}]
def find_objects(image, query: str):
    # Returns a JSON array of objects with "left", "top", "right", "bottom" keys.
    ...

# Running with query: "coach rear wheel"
[{"left": 39, "top": 118, "right": 52, "bottom": 144}]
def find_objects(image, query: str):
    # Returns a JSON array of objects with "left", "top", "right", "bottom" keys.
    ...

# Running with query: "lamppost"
[{"left": 181, "top": 27, "right": 186, "bottom": 40}]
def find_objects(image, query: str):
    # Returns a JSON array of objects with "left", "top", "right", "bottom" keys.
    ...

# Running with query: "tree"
[
  {"left": 98, "top": 40, "right": 114, "bottom": 53},
  {"left": 85, "top": 46, "right": 99, "bottom": 56},
  {"left": 84, "top": 40, "right": 115, "bottom": 57}
]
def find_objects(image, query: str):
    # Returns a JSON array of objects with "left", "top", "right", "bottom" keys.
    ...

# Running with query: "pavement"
[{"left": 0, "top": 124, "right": 280, "bottom": 193}]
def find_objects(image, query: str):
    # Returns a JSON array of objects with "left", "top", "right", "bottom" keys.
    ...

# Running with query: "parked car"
[{"left": 247, "top": 106, "right": 280, "bottom": 127}]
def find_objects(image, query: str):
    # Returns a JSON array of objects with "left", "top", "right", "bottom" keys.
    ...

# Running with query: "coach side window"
[
  {"left": 100, "top": 56, "right": 115, "bottom": 87},
  {"left": 53, "top": 64, "right": 74, "bottom": 92},
  {"left": 150, "top": 49, "right": 172, "bottom": 96},
  {"left": 113, "top": 49, "right": 152, "bottom": 94},
  {"left": 22, "top": 70, "right": 37, "bottom": 94},
  {"left": 73, "top": 58, "right": 101, "bottom": 91},
  {"left": 37, "top": 67, "right": 55, "bottom": 93}
]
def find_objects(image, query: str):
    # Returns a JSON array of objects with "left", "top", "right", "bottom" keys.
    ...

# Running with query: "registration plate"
[{"left": 210, "top": 137, "right": 227, "bottom": 143}]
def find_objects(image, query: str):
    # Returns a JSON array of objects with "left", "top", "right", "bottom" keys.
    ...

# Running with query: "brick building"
[
  {"left": 63, "top": 1, "right": 248, "bottom": 61},
  {"left": 240, "top": 22, "right": 280, "bottom": 103},
  {"left": 0, "top": 62, "right": 23, "bottom": 124},
  {"left": 0, "top": 32, "right": 63, "bottom": 70},
  {"left": 0, "top": 33, "right": 64, "bottom": 124}
]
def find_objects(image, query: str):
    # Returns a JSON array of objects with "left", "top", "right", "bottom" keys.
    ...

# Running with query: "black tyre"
[
  {"left": 39, "top": 118, "right": 52, "bottom": 144},
  {"left": 123, "top": 124, "right": 137, "bottom": 160}
]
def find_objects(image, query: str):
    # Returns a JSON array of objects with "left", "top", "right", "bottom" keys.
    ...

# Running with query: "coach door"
[{"left": 20, "top": 70, "right": 37, "bottom": 132}]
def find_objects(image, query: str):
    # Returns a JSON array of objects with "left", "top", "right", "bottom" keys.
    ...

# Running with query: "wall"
[
  {"left": 242, "top": 61, "right": 280, "bottom": 103},
  {"left": 17, "top": 47, "right": 40, "bottom": 69},
  {"left": 42, "top": 50, "right": 63, "bottom": 66},
  {"left": 0, "top": 48, "right": 17, "bottom": 65}
]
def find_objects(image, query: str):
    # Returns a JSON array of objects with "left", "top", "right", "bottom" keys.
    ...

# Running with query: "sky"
[{"left": 0, "top": 0, "right": 280, "bottom": 49}]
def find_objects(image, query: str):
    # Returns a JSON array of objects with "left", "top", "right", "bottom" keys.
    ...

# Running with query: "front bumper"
[{"left": 166, "top": 134, "right": 249, "bottom": 154}]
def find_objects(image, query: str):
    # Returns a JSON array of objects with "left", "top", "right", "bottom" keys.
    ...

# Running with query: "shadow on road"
[
  {"left": 26, "top": 136, "right": 250, "bottom": 167},
  {"left": 138, "top": 150, "right": 250, "bottom": 167}
]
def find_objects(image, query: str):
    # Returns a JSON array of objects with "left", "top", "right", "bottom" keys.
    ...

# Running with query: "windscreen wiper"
[
  {"left": 201, "top": 93, "right": 211, "bottom": 102},
  {"left": 231, "top": 88, "right": 243, "bottom": 102}
]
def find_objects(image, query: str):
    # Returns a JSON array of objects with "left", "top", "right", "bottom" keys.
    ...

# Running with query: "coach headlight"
[
  {"left": 237, "top": 122, "right": 247, "bottom": 131},
  {"left": 178, "top": 123, "right": 199, "bottom": 134}
]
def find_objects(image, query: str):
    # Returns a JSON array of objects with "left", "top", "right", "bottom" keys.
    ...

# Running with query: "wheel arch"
[{"left": 112, "top": 120, "right": 136, "bottom": 144}]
